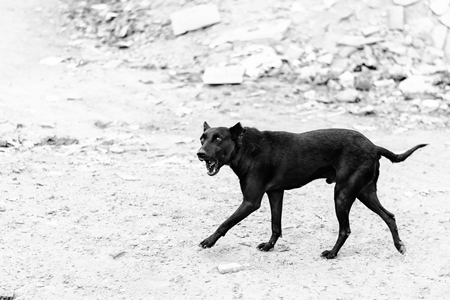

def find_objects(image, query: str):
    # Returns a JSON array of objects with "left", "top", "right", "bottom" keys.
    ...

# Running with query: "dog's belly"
[{"left": 267, "top": 165, "right": 335, "bottom": 191}]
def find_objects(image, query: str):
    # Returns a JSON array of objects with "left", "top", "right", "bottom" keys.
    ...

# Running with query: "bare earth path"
[{"left": 1, "top": 1, "right": 450, "bottom": 299}]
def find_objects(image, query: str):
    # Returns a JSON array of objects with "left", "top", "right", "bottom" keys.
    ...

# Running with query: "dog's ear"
[
  {"left": 230, "top": 122, "right": 246, "bottom": 140},
  {"left": 203, "top": 121, "right": 211, "bottom": 131}
]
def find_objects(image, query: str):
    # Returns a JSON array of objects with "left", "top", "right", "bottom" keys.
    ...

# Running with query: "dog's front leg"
[
  {"left": 257, "top": 190, "right": 284, "bottom": 252},
  {"left": 199, "top": 183, "right": 264, "bottom": 249}
]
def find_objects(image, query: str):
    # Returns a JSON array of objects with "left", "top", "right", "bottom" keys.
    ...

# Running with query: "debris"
[
  {"left": 349, "top": 105, "right": 376, "bottom": 115},
  {"left": 339, "top": 71, "right": 355, "bottom": 89},
  {"left": 337, "top": 36, "right": 384, "bottom": 47},
  {"left": 210, "top": 19, "right": 291, "bottom": 48},
  {"left": 317, "top": 53, "right": 334, "bottom": 65},
  {"left": 217, "top": 263, "right": 248, "bottom": 274},
  {"left": 239, "top": 45, "right": 283, "bottom": 78},
  {"left": 335, "top": 89, "right": 359, "bottom": 103},
  {"left": 170, "top": 4, "right": 221, "bottom": 36},
  {"left": 392, "top": 0, "right": 421, "bottom": 6},
  {"left": 432, "top": 23, "right": 448, "bottom": 49},
  {"left": 421, "top": 99, "right": 441, "bottom": 111},
  {"left": 39, "top": 56, "right": 67, "bottom": 66},
  {"left": 354, "top": 72, "right": 373, "bottom": 91},
  {"left": 361, "top": 26, "right": 381, "bottom": 37},
  {"left": 430, "top": 0, "right": 450, "bottom": 16},
  {"left": 38, "top": 136, "right": 79, "bottom": 146},
  {"left": 387, "top": 6, "right": 404, "bottom": 30},
  {"left": 398, "top": 76, "right": 436, "bottom": 97},
  {"left": 115, "top": 172, "right": 138, "bottom": 181},
  {"left": 0, "top": 140, "right": 14, "bottom": 148},
  {"left": 110, "top": 147, "right": 125, "bottom": 154},
  {"left": 202, "top": 66, "right": 245, "bottom": 84},
  {"left": 323, "top": 0, "right": 338, "bottom": 9}
]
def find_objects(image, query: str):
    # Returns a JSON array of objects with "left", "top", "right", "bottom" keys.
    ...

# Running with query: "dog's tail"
[{"left": 377, "top": 144, "right": 427, "bottom": 163}]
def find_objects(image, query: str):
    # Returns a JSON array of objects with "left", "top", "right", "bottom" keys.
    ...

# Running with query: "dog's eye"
[
  {"left": 215, "top": 137, "right": 222, "bottom": 142},
  {"left": 200, "top": 137, "right": 205, "bottom": 144}
]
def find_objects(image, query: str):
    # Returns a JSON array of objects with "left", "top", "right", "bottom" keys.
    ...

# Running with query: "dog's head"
[{"left": 197, "top": 121, "right": 246, "bottom": 176}]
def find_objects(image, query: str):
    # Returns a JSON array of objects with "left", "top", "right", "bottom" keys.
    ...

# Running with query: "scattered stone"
[
  {"left": 361, "top": 26, "right": 381, "bottom": 37},
  {"left": 380, "top": 41, "right": 407, "bottom": 55},
  {"left": 338, "top": 46, "right": 358, "bottom": 58},
  {"left": 115, "top": 172, "right": 138, "bottom": 181},
  {"left": 303, "top": 90, "right": 316, "bottom": 100},
  {"left": 323, "top": 0, "right": 338, "bottom": 9},
  {"left": 327, "top": 79, "right": 342, "bottom": 90},
  {"left": 430, "top": 0, "right": 450, "bottom": 16},
  {"left": 317, "top": 53, "right": 334, "bottom": 65},
  {"left": 398, "top": 76, "right": 435, "bottom": 97},
  {"left": 432, "top": 23, "right": 448, "bottom": 49},
  {"left": 110, "top": 147, "right": 125, "bottom": 154},
  {"left": 110, "top": 251, "right": 127, "bottom": 259},
  {"left": 339, "top": 71, "right": 355, "bottom": 89},
  {"left": 393, "top": 0, "right": 421, "bottom": 6},
  {"left": 349, "top": 105, "right": 376, "bottom": 115},
  {"left": 335, "top": 89, "right": 359, "bottom": 103},
  {"left": 217, "top": 263, "right": 247, "bottom": 274},
  {"left": 374, "top": 79, "right": 396, "bottom": 88},
  {"left": 39, "top": 56, "right": 67, "bottom": 66},
  {"left": 388, "top": 6, "right": 404, "bottom": 30},
  {"left": 337, "top": 36, "right": 384, "bottom": 47},
  {"left": 240, "top": 45, "right": 283, "bottom": 78},
  {"left": 38, "top": 136, "right": 79, "bottom": 146},
  {"left": 209, "top": 19, "right": 291, "bottom": 48},
  {"left": 439, "top": 10, "right": 450, "bottom": 28},
  {"left": 170, "top": 4, "right": 221, "bottom": 36},
  {"left": 354, "top": 72, "right": 372, "bottom": 91},
  {"left": 202, "top": 66, "right": 245, "bottom": 84},
  {"left": 421, "top": 99, "right": 441, "bottom": 111}
]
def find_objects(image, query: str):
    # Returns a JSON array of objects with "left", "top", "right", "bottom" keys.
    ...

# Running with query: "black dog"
[{"left": 197, "top": 122, "right": 427, "bottom": 258}]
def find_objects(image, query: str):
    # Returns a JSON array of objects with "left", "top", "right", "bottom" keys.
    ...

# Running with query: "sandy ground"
[{"left": 1, "top": 0, "right": 450, "bottom": 299}]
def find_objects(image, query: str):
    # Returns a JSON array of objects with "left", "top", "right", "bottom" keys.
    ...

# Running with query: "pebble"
[
  {"left": 335, "top": 89, "right": 359, "bottom": 103},
  {"left": 217, "top": 263, "right": 247, "bottom": 274}
]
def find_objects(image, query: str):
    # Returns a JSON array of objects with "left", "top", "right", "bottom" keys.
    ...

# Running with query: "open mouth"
[{"left": 204, "top": 159, "right": 220, "bottom": 176}]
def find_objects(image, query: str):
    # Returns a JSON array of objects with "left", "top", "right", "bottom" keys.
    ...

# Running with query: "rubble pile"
[{"left": 60, "top": 0, "right": 450, "bottom": 128}]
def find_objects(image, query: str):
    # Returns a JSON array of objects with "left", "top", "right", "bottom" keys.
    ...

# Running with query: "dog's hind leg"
[
  {"left": 322, "top": 164, "right": 375, "bottom": 259},
  {"left": 357, "top": 179, "right": 406, "bottom": 254},
  {"left": 257, "top": 190, "right": 284, "bottom": 252}
]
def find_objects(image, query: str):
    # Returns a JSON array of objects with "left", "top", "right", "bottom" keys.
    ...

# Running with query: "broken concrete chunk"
[
  {"left": 432, "top": 23, "right": 448, "bottom": 49},
  {"left": 439, "top": 10, "right": 450, "bottom": 28},
  {"left": 392, "top": 0, "right": 421, "bottom": 6},
  {"left": 240, "top": 46, "right": 283, "bottom": 78},
  {"left": 398, "top": 76, "right": 435, "bottom": 96},
  {"left": 335, "top": 89, "right": 359, "bottom": 103},
  {"left": 337, "top": 36, "right": 384, "bottom": 47},
  {"left": 339, "top": 71, "right": 355, "bottom": 89},
  {"left": 388, "top": 6, "right": 404, "bottom": 30},
  {"left": 170, "top": 4, "right": 221, "bottom": 36},
  {"left": 430, "top": 0, "right": 450, "bottom": 16},
  {"left": 361, "top": 26, "right": 381, "bottom": 37},
  {"left": 209, "top": 19, "right": 291, "bottom": 48},
  {"left": 202, "top": 66, "right": 245, "bottom": 84},
  {"left": 217, "top": 263, "right": 247, "bottom": 274}
]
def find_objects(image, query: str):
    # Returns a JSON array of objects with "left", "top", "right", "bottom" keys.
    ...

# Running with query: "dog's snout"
[{"left": 197, "top": 150, "right": 206, "bottom": 160}]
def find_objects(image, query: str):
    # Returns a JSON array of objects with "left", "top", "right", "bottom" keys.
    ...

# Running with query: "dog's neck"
[{"left": 228, "top": 127, "right": 262, "bottom": 177}]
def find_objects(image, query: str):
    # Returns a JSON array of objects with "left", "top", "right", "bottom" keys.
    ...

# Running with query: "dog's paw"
[
  {"left": 199, "top": 237, "right": 216, "bottom": 249},
  {"left": 396, "top": 241, "right": 406, "bottom": 254},
  {"left": 257, "top": 242, "right": 274, "bottom": 252},
  {"left": 321, "top": 250, "right": 337, "bottom": 259}
]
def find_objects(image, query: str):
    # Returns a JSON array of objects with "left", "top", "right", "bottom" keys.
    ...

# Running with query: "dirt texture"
[{"left": 1, "top": 0, "right": 450, "bottom": 299}]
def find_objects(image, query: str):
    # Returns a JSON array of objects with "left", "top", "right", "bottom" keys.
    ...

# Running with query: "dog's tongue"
[{"left": 206, "top": 161, "right": 219, "bottom": 176}]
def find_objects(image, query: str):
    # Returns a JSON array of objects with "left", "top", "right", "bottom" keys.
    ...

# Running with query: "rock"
[
  {"left": 317, "top": 53, "right": 334, "bottom": 65},
  {"left": 338, "top": 46, "right": 358, "bottom": 58},
  {"left": 218, "top": 263, "right": 247, "bottom": 274},
  {"left": 170, "top": 4, "right": 221, "bottom": 36},
  {"left": 374, "top": 79, "right": 396, "bottom": 88},
  {"left": 337, "top": 36, "right": 384, "bottom": 47},
  {"left": 210, "top": 19, "right": 291, "bottom": 48},
  {"left": 392, "top": 0, "right": 421, "bottom": 6},
  {"left": 398, "top": 76, "right": 435, "bottom": 96},
  {"left": 339, "top": 71, "right": 355, "bottom": 88},
  {"left": 39, "top": 56, "right": 67, "bottom": 66},
  {"left": 387, "top": 65, "right": 408, "bottom": 81},
  {"left": 439, "top": 10, "right": 450, "bottom": 28},
  {"left": 354, "top": 72, "right": 372, "bottom": 91},
  {"left": 335, "top": 89, "right": 359, "bottom": 102},
  {"left": 421, "top": 99, "right": 441, "bottom": 111},
  {"left": 361, "top": 26, "right": 381, "bottom": 36},
  {"left": 327, "top": 79, "right": 342, "bottom": 90},
  {"left": 283, "top": 44, "right": 305, "bottom": 63},
  {"left": 202, "top": 66, "right": 245, "bottom": 84},
  {"left": 380, "top": 41, "right": 407, "bottom": 55},
  {"left": 432, "top": 23, "right": 448, "bottom": 49},
  {"left": 430, "top": 0, "right": 450, "bottom": 16},
  {"left": 388, "top": 6, "right": 404, "bottom": 30},
  {"left": 330, "top": 58, "right": 350, "bottom": 75},
  {"left": 240, "top": 45, "right": 283, "bottom": 78}
]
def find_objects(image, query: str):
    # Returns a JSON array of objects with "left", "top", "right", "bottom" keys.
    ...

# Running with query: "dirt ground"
[{"left": 1, "top": 0, "right": 450, "bottom": 299}]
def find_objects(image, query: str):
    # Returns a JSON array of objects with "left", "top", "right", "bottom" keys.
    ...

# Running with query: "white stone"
[
  {"left": 339, "top": 71, "right": 355, "bottom": 89},
  {"left": 170, "top": 4, "right": 221, "bottom": 36},
  {"left": 398, "top": 76, "right": 435, "bottom": 95},
  {"left": 202, "top": 66, "right": 245, "bottom": 84},
  {"left": 430, "top": 0, "right": 450, "bottom": 16},
  {"left": 393, "top": 0, "right": 421, "bottom": 6}
]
